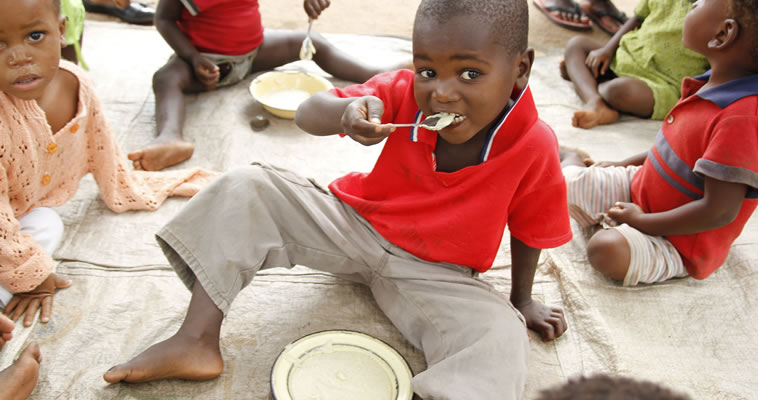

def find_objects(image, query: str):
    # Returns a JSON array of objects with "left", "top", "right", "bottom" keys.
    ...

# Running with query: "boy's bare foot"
[
  {"left": 103, "top": 333, "right": 223, "bottom": 383},
  {"left": 559, "top": 145, "right": 594, "bottom": 167},
  {"left": 128, "top": 136, "right": 195, "bottom": 171},
  {"left": 0, "top": 343, "right": 42, "bottom": 400},
  {"left": 572, "top": 102, "right": 619, "bottom": 129},
  {"left": 559, "top": 60, "right": 570, "bottom": 81}
]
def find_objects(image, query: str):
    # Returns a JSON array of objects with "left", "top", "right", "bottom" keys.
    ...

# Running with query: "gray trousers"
[{"left": 156, "top": 163, "right": 529, "bottom": 400}]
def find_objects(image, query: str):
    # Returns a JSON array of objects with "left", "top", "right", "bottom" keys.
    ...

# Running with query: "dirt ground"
[{"left": 91, "top": 0, "right": 638, "bottom": 53}]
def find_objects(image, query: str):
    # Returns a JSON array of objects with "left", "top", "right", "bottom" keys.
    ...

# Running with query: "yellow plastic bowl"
[{"left": 249, "top": 71, "right": 333, "bottom": 119}]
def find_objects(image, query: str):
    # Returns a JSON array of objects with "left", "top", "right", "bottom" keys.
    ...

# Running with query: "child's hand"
[
  {"left": 585, "top": 47, "right": 614, "bottom": 78},
  {"left": 3, "top": 273, "right": 72, "bottom": 328},
  {"left": 514, "top": 299, "right": 567, "bottom": 341},
  {"left": 303, "top": 0, "right": 331, "bottom": 19},
  {"left": 0, "top": 313, "right": 14, "bottom": 348},
  {"left": 192, "top": 55, "right": 221, "bottom": 90},
  {"left": 341, "top": 96, "right": 395, "bottom": 146},
  {"left": 607, "top": 201, "right": 644, "bottom": 226}
]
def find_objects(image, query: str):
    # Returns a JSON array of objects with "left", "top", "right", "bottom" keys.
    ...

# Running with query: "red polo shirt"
[
  {"left": 631, "top": 71, "right": 758, "bottom": 279},
  {"left": 328, "top": 70, "right": 572, "bottom": 272},
  {"left": 178, "top": 0, "right": 264, "bottom": 55}
]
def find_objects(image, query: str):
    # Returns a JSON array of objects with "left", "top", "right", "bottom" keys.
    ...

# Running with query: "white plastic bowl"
[{"left": 249, "top": 71, "right": 333, "bottom": 119}]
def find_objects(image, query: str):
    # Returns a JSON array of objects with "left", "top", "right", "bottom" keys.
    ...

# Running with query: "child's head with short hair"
[
  {"left": 0, "top": 0, "right": 66, "bottom": 101},
  {"left": 411, "top": 0, "right": 534, "bottom": 145},
  {"left": 535, "top": 374, "right": 692, "bottom": 400},
  {"left": 729, "top": 0, "right": 758, "bottom": 65},
  {"left": 683, "top": 0, "right": 758, "bottom": 73}
]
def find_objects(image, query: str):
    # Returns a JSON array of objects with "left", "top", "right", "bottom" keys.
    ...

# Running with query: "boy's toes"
[{"left": 103, "top": 365, "right": 131, "bottom": 383}]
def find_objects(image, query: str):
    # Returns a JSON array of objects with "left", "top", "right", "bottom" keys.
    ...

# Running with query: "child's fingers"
[
  {"left": 4, "top": 296, "right": 22, "bottom": 318},
  {"left": 54, "top": 274, "right": 73, "bottom": 289},
  {"left": 23, "top": 298, "right": 41, "bottom": 327},
  {"left": 39, "top": 296, "right": 53, "bottom": 323},
  {"left": 539, "top": 321, "right": 556, "bottom": 341}
]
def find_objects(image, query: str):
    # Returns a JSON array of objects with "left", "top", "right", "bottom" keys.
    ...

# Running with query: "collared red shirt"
[
  {"left": 631, "top": 70, "right": 758, "bottom": 279},
  {"left": 178, "top": 0, "right": 263, "bottom": 56},
  {"left": 328, "top": 70, "right": 572, "bottom": 272}
]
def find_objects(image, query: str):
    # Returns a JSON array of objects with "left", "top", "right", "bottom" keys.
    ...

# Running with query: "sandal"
[
  {"left": 580, "top": 3, "right": 628, "bottom": 34},
  {"left": 82, "top": 0, "right": 155, "bottom": 25},
  {"left": 533, "top": 0, "right": 593, "bottom": 31}
]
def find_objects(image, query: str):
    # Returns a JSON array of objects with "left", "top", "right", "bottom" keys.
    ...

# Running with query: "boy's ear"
[
  {"left": 514, "top": 48, "right": 535, "bottom": 90},
  {"left": 58, "top": 16, "right": 67, "bottom": 48},
  {"left": 708, "top": 18, "right": 739, "bottom": 50}
]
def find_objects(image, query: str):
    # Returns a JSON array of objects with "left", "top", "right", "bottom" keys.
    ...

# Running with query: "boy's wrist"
[{"left": 509, "top": 295, "right": 532, "bottom": 308}]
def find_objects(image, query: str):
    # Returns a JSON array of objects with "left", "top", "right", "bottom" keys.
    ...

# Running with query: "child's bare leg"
[
  {"left": 103, "top": 282, "right": 224, "bottom": 383},
  {"left": 252, "top": 30, "right": 405, "bottom": 83},
  {"left": 0, "top": 343, "right": 42, "bottom": 400},
  {"left": 559, "top": 146, "right": 593, "bottom": 168},
  {"left": 563, "top": 36, "right": 619, "bottom": 129},
  {"left": 587, "top": 228, "right": 631, "bottom": 281},
  {"left": 598, "top": 76, "right": 654, "bottom": 119},
  {"left": 128, "top": 57, "right": 203, "bottom": 171}
]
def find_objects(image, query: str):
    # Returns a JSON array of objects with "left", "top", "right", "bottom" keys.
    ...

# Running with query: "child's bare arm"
[
  {"left": 586, "top": 16, "right": 643, "bottom": 77},
  {"left": 609, "top": 176, "right": 748, "bottom": 236},
  {"left": 509, "top": 235, "right": 567, "bottom": 341},
  {"left": 155, "top": 0, "right": 198, "bottom": 61},
  {"left": 594, "top": 151, "right": 647, "bottom": 168},
  {"left": 295, "top": 92, "right": 395, "bottom": 145}
]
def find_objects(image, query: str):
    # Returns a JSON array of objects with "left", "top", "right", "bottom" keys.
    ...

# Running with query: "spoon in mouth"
[{"left": 385, "top": 112, "right": 462, "bottom": 131}]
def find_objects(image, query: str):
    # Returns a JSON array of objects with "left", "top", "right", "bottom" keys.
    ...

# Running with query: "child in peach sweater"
[{"left": 0, "top": 0, "right": 215, "bottom": 329}]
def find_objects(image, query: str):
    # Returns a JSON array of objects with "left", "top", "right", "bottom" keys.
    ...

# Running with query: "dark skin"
[
  {"left": 1, "top": 0, "right": 75, "bottom": 325},
  {"left": 563, "top": 148, "right": 748, "bottom": 280},
  {"left": 561, "top": 0, "right": 758, "bottom": 281},
  {"left": 298, "top": 14, "right": 567, "bottom": 341},
  {"left": 561, "top": 15, "right": 655, "bottom": 129},
  {"left": 101, "top": 12, "right": 567, "bottom": 387},
  {"left": 128, "top": 0, "right": 401, "bottom": 172}
]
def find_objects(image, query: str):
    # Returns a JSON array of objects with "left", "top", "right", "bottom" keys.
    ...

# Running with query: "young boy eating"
[
  {"left": 560, "top": 0, "right": 758, "bottom": 285},
  {"left": 104, "top": 0, "right": 572, "bottom": 398}
]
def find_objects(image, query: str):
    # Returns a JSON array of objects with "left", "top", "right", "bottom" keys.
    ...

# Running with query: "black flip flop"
[
  {"left": 533, "top": 0, "right": 593, "bottom": 31},
  {"left": 82, "top": 0, "right": 155, "bottom": 25},
  {"left": 581, "top": 5, "right": 628, "bottom": 35}
]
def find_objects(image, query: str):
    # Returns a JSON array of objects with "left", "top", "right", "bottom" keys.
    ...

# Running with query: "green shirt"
[{"left": 611, "top": 0, "right": 709, "bottom": 119}]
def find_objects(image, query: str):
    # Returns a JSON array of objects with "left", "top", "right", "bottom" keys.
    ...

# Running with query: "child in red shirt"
[
  {"left": 560, "top": 0, "right": 758, "bottom": 285},
  {"left": 104, "top": 0, "right": 571, "bottom": 398},
  {"left": 129, "top": 0, "right": 407, "bottom": 172}
]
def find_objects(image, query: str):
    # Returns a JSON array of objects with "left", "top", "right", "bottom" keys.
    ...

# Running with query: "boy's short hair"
[
  {"left": 729, "top": 0, "right": 758, "bottom": 64},
  {"left": 51, "top": 0, "right": 61, "bottom": 13},
  {"left": 535, "top": 374, "right": 691, "bottom": 400},
  {"left": 415, "top": 0, "right": 529, "bottom": 56}
]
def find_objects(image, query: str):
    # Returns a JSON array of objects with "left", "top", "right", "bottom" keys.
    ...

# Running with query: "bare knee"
[
  {"left": 586, "top": 229, "right": 630, "bottom": 281},
  {"left": 564, "top": 36, "right": 598, "bottom": 58},
  {"left": 598, "top": 78, "right": 654, "bottom": 117},
  {"left": 152, "top": 61, "right": 192, "bottom": 93}
]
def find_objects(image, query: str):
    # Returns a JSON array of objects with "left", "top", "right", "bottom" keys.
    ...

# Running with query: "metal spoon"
[
  {"left": 385, "top": 113, "right": 459, "bottom": 131},
  {"left": 299, "top": 19, "right": 316, "bottom": 60}
]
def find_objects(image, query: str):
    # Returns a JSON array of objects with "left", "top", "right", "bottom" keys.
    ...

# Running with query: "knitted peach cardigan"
[{"left": 0, "top": 62, "right": 215, "bottom": 294}]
